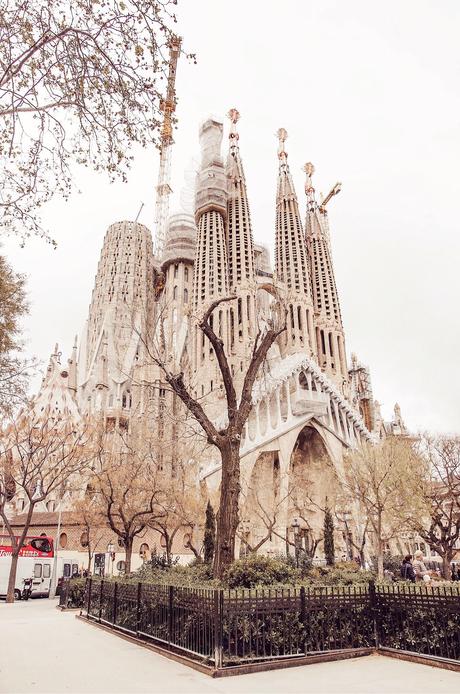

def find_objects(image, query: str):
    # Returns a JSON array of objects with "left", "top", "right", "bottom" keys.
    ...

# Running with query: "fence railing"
[
  {"left": 81, "top": 578, "right": 460, "bottom": 670},
  {"left": 375, "top": 583, "right": 460, "bottom": 662}
]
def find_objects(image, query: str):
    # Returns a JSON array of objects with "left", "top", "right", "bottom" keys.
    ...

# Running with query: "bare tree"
[
  {"left": 0, "top": 0, "right": 192, "bottom": 242},
  {"left": 144, "top": 292, "right": 287, "bottom": 578},
  {"left": 343, "top": 437, "right": 426, "bottom": 580},
  {"left": 0, "top": 413, "right": 94, "bottom": 601},
  {"left": 411, "top": 435, "right": 460, "bottom": 579}
]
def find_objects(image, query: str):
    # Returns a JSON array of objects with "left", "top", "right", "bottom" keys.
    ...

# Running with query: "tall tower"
[
  {"left": 79, "top": 220, "right": 154, "bottom": 418},
  {"left": 274, "top": 129, "right": 316, "bottom": 357},
  {"left": 304, "top": 164, "right": 348, "bottom": 388},
  {"left": 226, "top": 109, "right": 256, "bottom": 381},
  {"left": 161, "top": 213, "right": 196, "bottom": 366},
  {"left": 192, "top": 119, "right": 229, "bottom": 398}
]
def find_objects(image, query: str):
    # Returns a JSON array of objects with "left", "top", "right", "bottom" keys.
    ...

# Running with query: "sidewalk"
[{"left": 1, "top": 598, "right": 459, "bottom": 694}]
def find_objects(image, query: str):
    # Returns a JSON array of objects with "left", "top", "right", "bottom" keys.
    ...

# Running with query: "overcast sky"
[{"left": 3, "top": 0, "right": 460, "bottom": 434}]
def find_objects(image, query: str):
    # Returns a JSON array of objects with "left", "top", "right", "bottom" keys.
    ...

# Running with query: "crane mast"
[{"left": 153, "top": 35, "right": 181, "bottom": 258}]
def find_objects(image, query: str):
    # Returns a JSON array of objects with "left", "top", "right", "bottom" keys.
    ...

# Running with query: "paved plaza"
[{"left": 0, "top": 599, "right": 459, "bottom": 694}]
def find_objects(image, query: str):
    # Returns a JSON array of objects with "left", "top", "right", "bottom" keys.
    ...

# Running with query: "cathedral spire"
[
  {"left": 304, "top": 163, "right": 348, "bottom": 388},
  {"left": 192, "top": 118, "right": 230, "bottom": 398},
  {"left": 226, "top": 108, "right": 256, "bottom": 290},
  {"left": 225, "top": 109, "right": 256, "bottom": 373},
  {"left": 275, "top": 129, "right": 315, "bottom": 356}
]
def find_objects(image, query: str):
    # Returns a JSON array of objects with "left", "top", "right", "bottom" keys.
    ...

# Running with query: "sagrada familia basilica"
[{"left": 23, "top": 106, "right": 409, "bottom": 560}]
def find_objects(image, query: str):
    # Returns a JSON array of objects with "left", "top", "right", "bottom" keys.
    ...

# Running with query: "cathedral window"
[
  {"left": 183, "top": 288, "right": 188, "bottom": 303},
  {"left": 184, "top": 267, "right": 189, "bottom": 282},
  {"left": 174, "top": 264, "right": 178, "bottom": 278},
  {"left": 122, "top": 390, "right": 132, "bottom": 409},
  {"left": 173, "top": 285, "right": 178, "bottom": 300}
]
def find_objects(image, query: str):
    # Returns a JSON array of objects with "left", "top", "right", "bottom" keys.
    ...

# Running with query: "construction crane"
[
  {"left": 319, "top": 182, "right": 341, "bottom": 213},
  {"left": 153, "top": 35, "right": 181, "bottom": 258}
]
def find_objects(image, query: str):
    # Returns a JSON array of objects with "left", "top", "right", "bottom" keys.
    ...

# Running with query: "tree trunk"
[
  {"left": 442, "top": 552, "right": 452, "bottom": 580},
  {"left": 165, "top": 536, "right": 172, "bottom": 566},
  {"left": 213, "top": 442, "right": 241, "bottom": 579},
  {"left": 6, "top": 551, "right": 20, "bottom": 603},
  {"left": 377, "top": 538, "right": 384, "bottom": 581},
  {"left": 124, "top": 539, "right": 133, "bottom": 574}
]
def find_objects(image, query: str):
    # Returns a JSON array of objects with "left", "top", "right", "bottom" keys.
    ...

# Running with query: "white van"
[{"left": 0, "top": 535, "right": 54, "bottom": 600}]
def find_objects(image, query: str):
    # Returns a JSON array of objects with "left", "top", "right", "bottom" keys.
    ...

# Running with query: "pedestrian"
[
  {"left": 400, "top": 555, "right": 416, "bottom": 582},
  {"left": 413, "top": 550, "right": 431, "bottom": 583}
]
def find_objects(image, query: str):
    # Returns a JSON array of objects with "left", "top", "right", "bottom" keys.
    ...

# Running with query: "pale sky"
[{"left": 3, "top": 0, "right": 460, "bottom": 434}]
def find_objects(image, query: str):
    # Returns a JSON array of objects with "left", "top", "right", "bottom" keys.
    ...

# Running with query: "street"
[{"left": 0, "top": 598, "right": 459, "bottom": 694}]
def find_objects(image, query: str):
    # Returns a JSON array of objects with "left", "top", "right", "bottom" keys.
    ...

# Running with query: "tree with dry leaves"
[
  {"left": 0, "top": 0, "right": 190, "bottom": 243},
  {"left": 410, "top": 435, "right": 460, "bottom": 579},
  {"left": 0, "top": 413, "right": 94, "bottom": 601},
  {"left": 70, "top": 491, "right": 107, "bottom": 575},
  {"left": 0, "top": 255, "right": 36, "bottom": 417},
  {"left": 93, "top": 429, "right": 166, "bottom": 573},
  {"left": 144, "top": 291, "right": 287, "bottom": 578},
  {"left": 343, "top": 437, "right": 426, "bottom": 580},
  {"left": 150, "top": 460, "right": 205, "bottom": 565}
]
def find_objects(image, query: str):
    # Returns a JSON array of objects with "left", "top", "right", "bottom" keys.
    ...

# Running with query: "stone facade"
[{"left": 14, "top": 111, "right": 411, "bottom": 565}]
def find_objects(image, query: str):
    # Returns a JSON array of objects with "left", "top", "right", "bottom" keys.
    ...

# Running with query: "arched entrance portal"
[
  {"left": 287, "top": 426, "right": 337, "bottom": 560},
  {"left": 240, "top": 451, "right": 281, "bottom": 556}
]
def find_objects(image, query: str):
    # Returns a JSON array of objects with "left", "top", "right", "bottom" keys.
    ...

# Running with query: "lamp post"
[
  {"left": 240, "top": 519, "right": 250, "bottom": 558},
  {"left": 107, "top": 542, "right": 115, "bottom": 576},
  {"left": 336, "top": 509, "right": 353, "bottom": 561},
  {"left": 291, "top": 518, "right": 300, "bottom": 568}
]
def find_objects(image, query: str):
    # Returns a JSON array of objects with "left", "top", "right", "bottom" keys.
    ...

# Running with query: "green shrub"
[
  {"left": 65, "top": 578, "right": 86, "bottom": 608},
  {"left": 224, "top": 555, "right": 299, "bottom": 588}
]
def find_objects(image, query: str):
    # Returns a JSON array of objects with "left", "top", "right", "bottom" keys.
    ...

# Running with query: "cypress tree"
[
  {"left": 323, "top": 507, "right": 335, "bottom": 566},
  {"left": 203, "top": 501, "right": 216, "bottom": 564}
]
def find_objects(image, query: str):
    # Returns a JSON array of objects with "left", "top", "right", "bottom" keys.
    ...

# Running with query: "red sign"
[{"left": 0, "top": 536, "right": 54, "bottom": 558}]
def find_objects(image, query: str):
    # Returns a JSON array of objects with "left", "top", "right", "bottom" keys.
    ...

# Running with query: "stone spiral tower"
[
  {"left": 274, "top": 129, "right": 316, "bottom": 357},
  {"left": 78, "top": 220, "right": 154, "bottom": 418},
  {"left": 304, "top": 165, "right": 348, "bottom": 389}
]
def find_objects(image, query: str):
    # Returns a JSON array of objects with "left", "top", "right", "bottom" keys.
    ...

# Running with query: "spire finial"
[
  {"left": 228, "top": 108, "right": 240, "bottom": 140},
  {"left": 277, "top": 128, "right": 288, "bottom": 159},
  {"left": 303, "top": 162, "right": 316, "bottom": 209}
]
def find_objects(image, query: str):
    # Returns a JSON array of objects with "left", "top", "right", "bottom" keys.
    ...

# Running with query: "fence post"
[
  {"left": 168, "top": 585, "right": 174, "bottom": 648},
  {"left": 369, "top": 580, "right": 379, "bottom": 648},
  {"left": 86, "top": 578, "right": 92, "bottom": 618},
  {"left": 136, "top": 582, "right": 142, "bottom": 637},
  {"left": 113, "top": 581, "right": 118, "bottom": 626},
  {"left": 300, "top": 586, "right": 307, "bottom": 655},
  {"left": 98, "top": 579, "right": 104, "bottom": 623},
  {"left": 213, "top": 589, "right": 223, "bottom": 670}
]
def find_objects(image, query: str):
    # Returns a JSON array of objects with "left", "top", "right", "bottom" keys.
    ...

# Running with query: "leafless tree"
[
  {"left": 0, "top": 412, "right": 94, "bottom": 601},
  {"left": 0, "top": 0, "right": 192, "bottom": 243},
  {"left": 142, "top": 290, "right": 287, "bottom": 578}
]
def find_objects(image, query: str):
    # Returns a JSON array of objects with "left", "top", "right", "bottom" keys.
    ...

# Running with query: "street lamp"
[
  {"left": 336, "top": 509, "right": 353, "bottom": 561},
  {"left": 107, "top": 542, "right": 115, "bottom": 576},
  {"left": 240, "top": 519, "right": 250, "bottom": 557},
  {"left": 291, "top": 518, "right": 300, "bottom": 567}
]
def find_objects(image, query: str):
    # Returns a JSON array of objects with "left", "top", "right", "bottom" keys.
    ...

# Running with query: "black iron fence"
[
  {"left": 81, "top": 578, "right": 460, "bottom": 670},
  {"left": 375, "top": 584, "right": 460, "bottom": 662}
]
